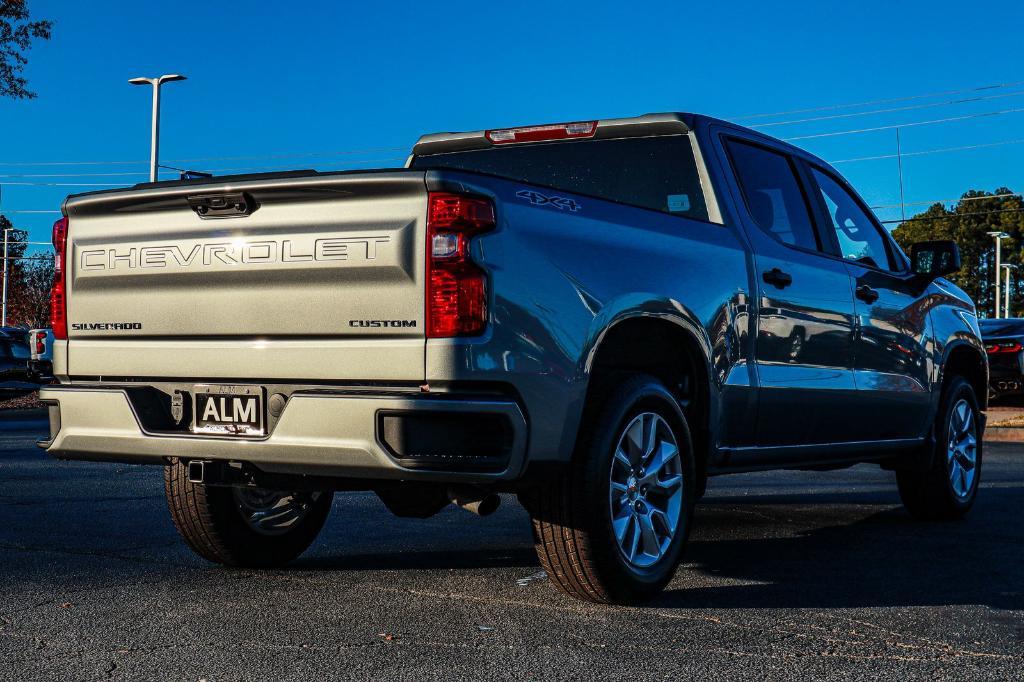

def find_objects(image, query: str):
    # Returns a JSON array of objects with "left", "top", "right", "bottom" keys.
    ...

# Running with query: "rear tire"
[
  {"left": 521, "top": 375, "right": 696, "bottom": 604},
  {"left": 164, "top": 459, "right": 333, "bottom": 567},
  {"left": 897, "top": 376, "right": 982, "bottom": 520}
]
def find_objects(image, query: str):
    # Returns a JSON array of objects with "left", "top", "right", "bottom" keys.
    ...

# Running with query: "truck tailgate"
[{"left": 62, "top": 172, "right": 427, "bottom": 381}]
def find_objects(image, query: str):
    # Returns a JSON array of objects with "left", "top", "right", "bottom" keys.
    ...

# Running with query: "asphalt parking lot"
[{"left": 1, "top": 411, "right": 1022, "bottom": 681}]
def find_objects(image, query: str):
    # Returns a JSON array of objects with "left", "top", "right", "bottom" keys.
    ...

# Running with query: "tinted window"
[
  {"left": 411, "top": 136, "right": 709, "bottom": 221},
  {"left": 725, "top": 140, "right": 818, "bottom": 251},
  {"left": 980, "top": 319, "right": 1024, "bottom": 337},
  {"left": 811, "top": 168, "right": 894, "bottom": 271}
]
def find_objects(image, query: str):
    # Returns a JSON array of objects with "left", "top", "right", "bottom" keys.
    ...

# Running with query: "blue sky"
[{"left": 3, "top": 0, "right": 1024, "bottom": 255}]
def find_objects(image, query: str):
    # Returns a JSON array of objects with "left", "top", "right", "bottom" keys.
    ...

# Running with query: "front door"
[
  {"left": 719, "top": 137, "right": 859, "bottom": 449},
  {"left": 804, "top": 165, "right": 932, "bottom": 441}
]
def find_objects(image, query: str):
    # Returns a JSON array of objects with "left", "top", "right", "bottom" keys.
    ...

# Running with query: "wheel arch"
[
  {"left": 578, "top": 304, "right": 715, "bottom": 492},
  {"left": 941, "top": 341, "right": 988, "bottom": 411}
]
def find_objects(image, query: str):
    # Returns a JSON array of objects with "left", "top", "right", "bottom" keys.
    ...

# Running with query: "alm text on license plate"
[{"left": 192, "top": 385, "right": 265, "bottom": 436}]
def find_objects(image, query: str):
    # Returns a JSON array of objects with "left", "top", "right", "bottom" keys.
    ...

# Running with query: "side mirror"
[{"left": 910, "top": 240, "right": 961, "bottom": 280}]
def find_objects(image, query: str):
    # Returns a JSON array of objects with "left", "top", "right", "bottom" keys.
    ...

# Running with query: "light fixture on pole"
[
  {"left": 1003, "top": 263, "right": 1017, "bottom": 318},
  {"left": 128, "top": 74, "right": 187, "bottom": 182},
  {"left": 988, "top": 231, "right": 1009, "bottom": 318}
]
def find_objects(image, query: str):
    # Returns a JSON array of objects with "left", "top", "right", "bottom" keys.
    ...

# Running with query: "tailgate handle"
[{"left": 188, "top": 192, "right": 257, "bottom": 219}]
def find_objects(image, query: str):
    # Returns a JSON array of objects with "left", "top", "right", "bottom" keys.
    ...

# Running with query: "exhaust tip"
[{"left": 448, "top": 486, "right": 501, "bottom": 517}]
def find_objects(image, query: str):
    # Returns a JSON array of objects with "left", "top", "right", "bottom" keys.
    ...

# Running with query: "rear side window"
[
  {"left": 411, "top": 136, "right": 710, "bottom": 221},
  {"left": 725, "top": 140, "right": 819, "bottom": 251}
]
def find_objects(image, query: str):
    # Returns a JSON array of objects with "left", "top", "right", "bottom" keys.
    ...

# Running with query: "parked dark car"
[
  {"left": 980, "top": 318, "right": 1024, "bottom": 401},
  {"left": 0, "top": 330, "right": 35, "bottom": 394}
]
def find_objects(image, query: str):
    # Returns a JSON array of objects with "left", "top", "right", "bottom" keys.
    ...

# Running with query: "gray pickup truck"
[{"left": 39, "top": 113, "right": 986, "bottom": 604}]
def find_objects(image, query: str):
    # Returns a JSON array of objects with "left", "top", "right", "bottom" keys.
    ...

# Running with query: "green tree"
[
  {"left": 892, "top": 188, "right": 1024, "bottom": 318},
  {"left": 0, "top": 0, "right": 52, "bottom": 99}
]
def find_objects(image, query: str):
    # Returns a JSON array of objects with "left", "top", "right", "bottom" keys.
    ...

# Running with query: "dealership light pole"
[
  {"left": 1, "top": 226, "right": 10, "bottom": 327},
  {"left": 988, "top": 231, "right": 1009, "bottom": 318},
  {"left": 1003, "top": 264, "right": 1017, "bottom": 318},
  {"left": 129, "top": 74, "right": 187, "bottom": 182}
]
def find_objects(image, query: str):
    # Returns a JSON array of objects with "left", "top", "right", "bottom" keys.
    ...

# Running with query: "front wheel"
[
  {"left": 164, "top": 459, "right": 333, "bottom": 567},
  {"left": 897, "top": 376, "right": 982, "bottom": 520},
  {"left": 521, "top": 375, "right": 696, "bottom": 604}
]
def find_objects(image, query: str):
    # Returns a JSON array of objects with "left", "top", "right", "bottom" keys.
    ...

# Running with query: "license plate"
[{"left": 192, "top": 385, "right": 265, "bottom": 436}]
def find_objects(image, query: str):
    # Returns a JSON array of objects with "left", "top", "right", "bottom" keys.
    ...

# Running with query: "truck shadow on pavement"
[{"left": 655, "top": 484, "right": 1024, "bottom": 612}]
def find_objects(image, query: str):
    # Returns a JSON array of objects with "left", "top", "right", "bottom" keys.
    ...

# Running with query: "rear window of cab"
[{"left": 411, "top": 135, "right": 710, "bottom": 222}]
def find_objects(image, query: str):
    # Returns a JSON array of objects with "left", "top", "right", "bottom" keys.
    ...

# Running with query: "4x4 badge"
[{"left": 515, "top": 189, "right": 581, "bottom": 212}]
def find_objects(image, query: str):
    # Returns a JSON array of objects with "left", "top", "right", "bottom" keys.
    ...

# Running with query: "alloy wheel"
[
  {"left": 608, "top": 412, "right": 684, "bottom": 569},
  {"left": 233, "top": 488, "right": 322, "bottom": 536},
  {"left": 947, "top": 398, "right": 978, "bottom": 499}
]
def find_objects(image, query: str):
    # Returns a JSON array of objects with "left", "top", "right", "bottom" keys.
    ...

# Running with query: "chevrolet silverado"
[{"left": 38, "top": 113, "right": 986, "bottom": 604}]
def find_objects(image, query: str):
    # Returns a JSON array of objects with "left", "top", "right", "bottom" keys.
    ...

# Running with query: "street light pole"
[
  {"left": 1003, "top": 264, "right": 1016, "bottom": 318},
  {"left": 129, "top": 74, "right": 187, "bottom": 182},
  {"left": 1, "top": 227, "right": 9, "bottom": 327},
  {"left": 988, "top": 231, "right": 1009, "bottom": 318}
]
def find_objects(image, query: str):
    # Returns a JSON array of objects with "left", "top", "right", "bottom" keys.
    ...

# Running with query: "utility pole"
[
  {"left": 128, "top": 74, "right": 187, "bottom": 182},
  {"left": 895, "top": 127, "right": 906, "bottom": 223},
  {"left": 1, "top": 226, "right": 10, "bottom": 327},
  {"left": 989, "top": 231, "right": 1009, "bottom": 318}
]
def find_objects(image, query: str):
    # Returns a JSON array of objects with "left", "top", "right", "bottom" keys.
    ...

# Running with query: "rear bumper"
[
  {"left": 38, "top": 385, "right": 528, "bottom": 483},
  {"left": 988, "top": 366, "right": 1024, "bottom": 395}
]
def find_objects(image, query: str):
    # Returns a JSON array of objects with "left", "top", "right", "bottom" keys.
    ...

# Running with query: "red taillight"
[
  {"left": 986, "top": 341, "right": 1022, "bottom": 354},
  {"left": 49, "top": 217, "right": 68, "bottom": 340},
  {"left": 485, "top": 121, "right": 597, "bottom": 145},
  {"left": 35, "top": 333, "right": 46, "bottom": 355},
  {"left": 426, "top": 193, "right": 495, "bottom": 338}
]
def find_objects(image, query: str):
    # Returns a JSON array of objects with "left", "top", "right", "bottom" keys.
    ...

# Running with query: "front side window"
[
  {"left": 725, "top": 140, "right": 818, "bottom": 251},
  {"left": 811, "top": 168, "right": 894, "bottom": 271}
]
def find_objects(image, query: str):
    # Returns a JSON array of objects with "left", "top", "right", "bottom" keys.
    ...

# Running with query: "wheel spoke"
[
  {"left": 643, "top": 414, "right": 658, "bottom": 460},
  {"left": 612, "top": 509, "right": 632, "bottom": 543},
  {"left": 638, "top": 511, "right": 659, "bottom": 558},
  {"left": 642, "top": 442, "right": 678, "bottom": 482},
  {"left": 653, "top": 474, "right": 683, "bottom": 493},
  {"left": 959, "top": 406, "right": 973, "bottom": 438},
  {"left": 628, "top": 518, "right": 641, "bottom": 561},
  {"left": 953, "top": 402, "right": 967, "bottom": 434},
  {"left": 649, "top": 507, "right": 674, "bottom": 536},
  {"left": 614, "top": 446, "right": 632, "bottom": 471},
  {"left": 625, "top": 418, "right": 645, "bottom": 460}
]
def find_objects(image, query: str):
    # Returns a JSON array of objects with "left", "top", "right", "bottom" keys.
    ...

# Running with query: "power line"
[
  {"left": 871, "top": 192, "right": 1022, "bottom": 210},
  {"left": 0, "top": 146, "right": 408, "bottom": 168},
  {"left": 880, "top": 206, "right": 1024, "bottom": 225},
  {"left": 733, "top": 79, "right": 1024, "bottom": 121},
  {"left": 0, "top": 210, "right": 61, "bottom": 214},
  {"left": 0, "top": 153, "right": 407, "bottom": 179},
  {"left": 752, "top": 89, "right": 1024, "bottom": 129},
  {"left": 831, "top": 138, "right": 1024, "bottom": 164},
  {"left": 784, "top": 106, "right": 1024, "bottom": 141},
  {"left": 0, "top": 182, "right": 134, "bottom": 187}
]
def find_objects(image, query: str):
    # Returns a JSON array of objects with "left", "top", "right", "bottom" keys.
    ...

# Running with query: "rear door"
[
  {"left": 719, "top": 136, "right": 859, "bottom": 449},
  {"left": 803, "top": 164, "right": 932, "bottom": 440},
  {"left": 64, "top": 172, "right": 428, "bottom": 382}
]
